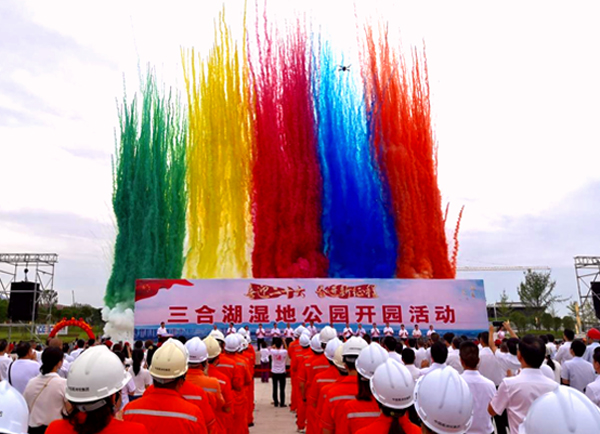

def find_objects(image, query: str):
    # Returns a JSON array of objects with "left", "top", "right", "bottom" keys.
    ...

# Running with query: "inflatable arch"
[{"left": 49, "top": 317, "right": 95, "bottom": 340}]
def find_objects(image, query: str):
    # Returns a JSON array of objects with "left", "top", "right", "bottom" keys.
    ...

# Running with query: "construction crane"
[{"left": 456, "top": 265, "right": 551, "bottom": 272}]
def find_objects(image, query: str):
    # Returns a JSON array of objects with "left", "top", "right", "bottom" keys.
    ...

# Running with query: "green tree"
[
  {"left": 517, "top": 270, "right": 567, "bottom": 327},
  {"left": 562, "top": 316, "right": 575, "bottom": 331},
  {"left": 510, "top": 312, "right": 529, "bottom": 333},
  {"left": 540, "top": 312, "right": 554, "bottom": 331},
  {"left": 496, "top": 290, "right": 512, "bottom": 319},
  {"left": 552, "top": 316, "right": 562, "bottom": 334}
]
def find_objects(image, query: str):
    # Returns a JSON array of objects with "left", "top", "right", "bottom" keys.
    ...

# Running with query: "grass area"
[{"left": 0, "top": 325, "right": 104, "bottom": 343}]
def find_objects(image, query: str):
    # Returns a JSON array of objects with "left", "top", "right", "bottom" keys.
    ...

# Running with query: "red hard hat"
[{"left": 587, "top": 328, "right": 600, "bottom": 340}]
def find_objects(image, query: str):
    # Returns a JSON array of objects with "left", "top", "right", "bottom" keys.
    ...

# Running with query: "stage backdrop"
[{"left": 134, "top": 279, "right": 488, "bottom": 340}]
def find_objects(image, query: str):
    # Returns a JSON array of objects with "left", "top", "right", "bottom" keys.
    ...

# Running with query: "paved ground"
[{"left": 251, "top": 377, "right": 297, "bottom": 434}]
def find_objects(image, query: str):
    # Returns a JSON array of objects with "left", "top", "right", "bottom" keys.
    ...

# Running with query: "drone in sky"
[{"left": 337, "top": 64, "right": 351, "bottom": 72}]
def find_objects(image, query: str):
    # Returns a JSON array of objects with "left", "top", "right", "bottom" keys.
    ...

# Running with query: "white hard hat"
[
  {"left": 0, "top": 381, "right": 28, "bottom": 434},
  {"left": 356, "top": 343, "right": 389, "bottom": 379},
  {"left": 203, "top": 336, "right": 222, "bottom": 359},
  {"left": 370, "top": 359, "right": 414, "bottom": 409},
  {"left": 414, "top": 366, "right": 473, "bottom": 434},
  {"left": 325, "top": 338, "right": 342, "bottom": 362},
  {"left": 149, "top": 338, "right": 189, "bottom": 382},
  {"left": 342, "top": 337, "right": 368, "bottom": 356},
  {"left": 294, "top": 326, "right": 307, "bottom": 338},
  {"left": 319, "top": 326, "right": 337, "bottom": 344},
  {"left": 299, "top": 333, "right": 311, "bottom": 348},
  {"left": 66, "top": 345, "right": 130, "bottom": 403},
  {"left": 518, "top": 386, "right": 600, "bottom": 434},
  {"left": 185, "top": 337, "right": 208, "bottom": 364},
  {"left": 237, "top": 333, "right": 249, "bottom": 351},
  {"left": 209, "top": 329, "right": 225, "bottom": 343},
  {"left": 238, "top": 328, "right": 248, "bottom": 337},
  {"left": 333, "top": 345, "right": 347, "bottom": 371},
  {"left": 225, "top": 334, "right": 240, "bottom": 353},
  {"left": 310, "top": 335, "right": 324, "bottom": 353}
]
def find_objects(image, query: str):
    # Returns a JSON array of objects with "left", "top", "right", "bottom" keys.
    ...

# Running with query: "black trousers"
[
  {"left": 29, "top": 426, "right": 47, "bottom": 434},
  {"left": 271, "top": 372, "right": 286, "bottom": 406}
]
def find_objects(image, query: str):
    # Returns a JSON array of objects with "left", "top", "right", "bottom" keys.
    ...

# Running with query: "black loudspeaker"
[
  {"left": 592, "top": 282, "right": 600, "bottom": 321},
  {"left": 8, "top": 282, "right": 39, "bottom": 321}
]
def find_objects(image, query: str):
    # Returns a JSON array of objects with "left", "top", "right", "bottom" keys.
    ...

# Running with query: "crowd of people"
[{"left": 1, "top": 321, "right": 600, "bottom": 434}]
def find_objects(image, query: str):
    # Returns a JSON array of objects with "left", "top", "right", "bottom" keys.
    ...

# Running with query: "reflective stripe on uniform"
[
  {"left": 124, "top": 409, "right": 198, "bottom": 422},
  {"left": 347, "top": 412, "right": 380, "bottom": 419},
  {"left": 236, "top": 363, "right": 245, "bottom": 366},
  {"left": 217, "top": 379, "right": 226, "bottom": 384},
  {"left": 203, "top": 387, "right": 218, "bottom": 393},
  {"left": 316, "top": 379, "right": 336, "bottom": 383},
  {"left": 313, "top": 365, "right": 329, "bottom": 369},
  {"left": 218, "top": 364, "right": 234, "bottom": 368},
  {"left": 182, "top": 395, "right": 203, "bottom": 401},
  {"left": 330, "top": 395, "right": 355, "bottom": 402}
]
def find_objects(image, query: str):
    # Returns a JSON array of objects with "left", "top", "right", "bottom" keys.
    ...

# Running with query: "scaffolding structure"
[
  {"left": 0, "top": 253, "right": 58, "bottom": 340},
  {"left": 574, "top": 256, "right": 600, "bottom": 317}
]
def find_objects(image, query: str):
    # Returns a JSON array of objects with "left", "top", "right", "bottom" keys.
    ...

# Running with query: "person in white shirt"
[
  {"left": 489, "top": 324, "right": 521, "bottom": 378},
  {"left": 270, "top": 322, "right": 281, "bottom": 338},
  {"left": 46, "top": 338, "right": 70, "bottom": 379},
  {"left": 342, "top": 322, "right": 354, "bottom": 340},
  {"left": 401, "top": 348, "right": 421, "bottom": 381},
  {"left": 7, "top": 341, "right": 41, "bottom": 394},
  {"left": 478, "top": 330, "right": 504, "bottom": 387},
  {"left": 426, "top": 325, "right": 435, "bottom": 337},
  {"left": 546, "top": 333, "right": 557, "bottom": 358},
  {"left": 259, "top": 341, "right": 270, "bottom": 383},
  {"left": 585, "top": 347, "right": 600, "bottom": 406},
  {"left": 269, "top": 337, "right": 288, "bottom": 407},
  {"left": 129, "top": 348, "right": 152, "bottom": 399},
  {"left": 370, "top": 323, "right": 380, "bottom": 341},
  {"left": 23, "top": 347, "right": 68, "bottom": 431},
  {"left": 355, "top": 323, "right": 366, "bottom": 338},
  {"left": 69, "top": 339, "right": 86, "bottom": 360},
  {"left": 554, "top": 328, "right": 575, "bottom": 364},
  {"left": 412, "top": 324, "right": 422, "bottom": 339},
  {"left": 382, "top": 336, "right": 403, "bottom": 364},
  {"left": 398, "top": 324, "right": 409, "bottom": 341},
  {"left": 460, "top": 341, "right": 495, "bottom": 434},
  {"left": 383, "top": 322, "right": 394, "bottom": 337},
  {"left": 256, "top": 323, "right": 266, "bottom": 347},
  {"left": 283, "top": 323, "right": 294, "bottom": 344},
  {"left": 226, "top": 322, "right": 237, "bottom": 335},
  {"left": 542, "top": 348, "right": 562, "bottom": 384},
  {"left": 0, "top": 339, "right": 12, "bottom": 381},
  {"left": 415, "top": 339, "right": 428, "bottom": 369},
  {"left": 156, "top": 322, "right": 170, "bottom": 340},
  {"left": 489, "top": 335, "right": 558, "bottom": 434},
  {"left": 307, "top": 321, "right": 318, "bottom": 337},
  {"left": 446, "top": 336, "right": 464, "bottom": 374},
  {"left": 584, "top": 328, "right": 600, "bottom": 364},
  {"left": 420, "top": 341, "right": 448, "bottom": 375},
  {"left": 561, "top": 339, "right": 596, "bottom": 393}
]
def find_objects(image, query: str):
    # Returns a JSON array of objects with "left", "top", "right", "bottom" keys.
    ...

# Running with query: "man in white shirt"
[
  {"left": 488, "top": 325, "right": 521, "bottom": 377},
  {"left": 283, "top": 323, "right": 294, "bottom": 344},
  {"left": 256, "top": 323, "right": 266, "bottom": 346},
  {"left": 355, "top": 323, "right": 366, "bottom": 338},
  {"left": 401, "top": 348, "right": 421, "bottom": 382},
  {"left": 0, "top": 339, "right": 12, "bottom": 381},
  {"left": 398, "top": 324, "right": 409, "bottom": 341},
  {"left": 382, "top": 336, "right": 403, "bottom": 364},
  {"left": 420, "top": 341, "right": 448, "bottom": 375},
  {"left": 269, "top": 338, "right": 288, "bottom": 407},
  {"left": 478, "top": 331, "right": 504, "bottom": 387},
  {"left": 307, "top": 321, "right": 318, "bottom": 337},
  {"left": 415, "top": 339, "right": 428, "bottom": 369},
  {"left": 561, "top": 339, "right": 596, "bottom": 393},
  {"left": 8, "top": 341, "right": 41, "bottom": 394},
  {"left": 554, "top": 328, "right": 575, "bottom": 364},
  {"left": 226, "top": 322, "right": 237, "bottom": 335},
  {"left": 412, "top": 324, "right": 422, "bottom": 339},
  {"left": 270, "top": 322, "right": 281, "bottom": 338},
  {"left": 584, "top": 328, "right": 600, "bottom": 364},
  {"left": 546, "top": 333, "right": 557, "bottom": 358},
  {"left": 69, "top": 339, "right": 86, "bottom": 360},
  {"left": 585, "top": 347, "right": 600, "bottom": 406},
  {"left": 426, "top": 325, "right": 435, "bottom": 338},
  {"left": 460, "top": 341, "right": 495, "bottom": 434},
  {"left": 370, "top": 323, "right": 380, "bottom": 341},
  {"left": 446, "top": 336, "right": 464, "bottom": 374},
  {"left": 489, "top": 335, "right": 558, "bottom": 434},
  {"left": 342, "top": 322, "right": 353, "bottom": 340},
  {"left": 383, "top": 322, "right": 394, "bottom": 337}
]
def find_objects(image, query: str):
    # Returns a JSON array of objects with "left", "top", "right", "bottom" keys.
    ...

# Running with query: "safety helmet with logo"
[
  {"left": 319, "top": 326, "right": 337, "bottom": 345},
  {"left": 185, "top": 337, "right": 208, "bottom": 364},
  {"left": 66, "top": 345, "right": 131, "bottom": 404},
  {"left": 333, "top": 345, "right": 347, "bottom": 372},
  {"left": 342, "top": 336, "right": 368, "bottom": 356},
  {"left": 294, "top": 325, "right": 308, "bottom": 338},
  {"left": 518, "top": 385, "right": 600, "bottom": 434},
  {"left": 325, "top": 337, "right": 342, "bottom": 362},
  {"left": 203, "top": 336, "right": 222, "bottom": 359},
  {"left": 370, "top": 358, "right": 414, "bottom": 409},
  {"left": 237, "top": 333, "right": 249, "bottom": 351},
  {"left": 209, "top": 329, "right": 225, "bottom": 343},
  {"left": 299, "top": 333, "right": 311, "bottom": 348},
  {"left": 414, "top": 365, "right": 473, "bottom": 434},
  {"left": 310, "top": 334, "right": 324, "bottom": 353},
  {"left": 224, "top": 334, "right": 240, "bottom": 353},
  {"left": 238, "top": 328, "right": 248, "bottom": 338},
  {"left": 149, "top": 338, "right": 189, "bottom": 383},
  {"left": 0, "top": 381, "right": 28, "bottom": 434},
  {"left": 356, "top": 342, "right": 389, "bottom": 379}
]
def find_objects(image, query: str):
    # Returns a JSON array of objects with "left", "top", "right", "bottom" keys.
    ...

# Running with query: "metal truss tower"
[{"left": 574, "top": 256, "right": 600, "bottom": 313}]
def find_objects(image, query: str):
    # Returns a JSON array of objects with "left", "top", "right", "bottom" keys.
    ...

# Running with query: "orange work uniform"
[
  {"left": 207, "top": 364, "right": 234, "bottom": 434},
  {"left": 336, "top": 397, "right": 381, "bottom": 434},
  {"left": 186, "top": 367, "right": 226, "bottom": 434},
  {"left": 288, "top": 338, "right": 301, "bottom": 410},
  {"left": 354, "top": 414, "right": 421, "bottom": 434},
  {"left": 213, "top": 354, "right": 245, "bottom": 434},
  {"left": 295, "top": 350, "right": 314, "bottom": 430},
  {"left": 319, "top": 375, "right": 358, "bottom": 433},
  {"left": 305, "top": 354, "right": 331, "bottom": 434},
  {"left": 178, "top": 381, "right": 217, "bottom": 433},
  {"left": 240, "top": 348, "right": 256, "bottom": 425},
  {"left": 306, "top": 365, "right": 341, "bottom": 434},
  {"left": 48, "top": 417, "right": 148, "bottom": 434},
  {"left": 123, "top": 387, "right": 207, "bottom": 434}
]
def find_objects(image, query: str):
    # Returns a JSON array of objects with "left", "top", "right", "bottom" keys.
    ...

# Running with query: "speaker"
[
  {"left": 592, "top": 282, "right": 600, "bottom": 321},
  {"left": 8, "top": 282, "right": 39, "bottom": 322}
]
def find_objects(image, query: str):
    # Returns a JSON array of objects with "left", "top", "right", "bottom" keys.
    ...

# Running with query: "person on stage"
[
  {"left": 343, "top": 322, "right": 354, "bottom": 340},
  {"left": 355, "top": 323, "right": 367, "bottom": 338},
  {"left": 270, "top": 322, "right": 281, "bottom": 338},
  {"left": 383, "top": 322, "right": 394, "bottom": 337},
  {"left": 226, "top": 323, "right": 237, "bottom": 335},
  {"left": 307, "top": 321, "right": 318, "bottom": 337},
  {"left": 427, "top": 325, "right": 436, "bottom": 338},
  {"left": 157, "top": 322, "right": 169, "bottom": 339},
  {"left": 256, "top": 324, "right": 266, "bottom": 347},
  {"left": 412, "top": 324, "right": 422, "bottom": 339},
  {"left": 399, "top": 324, "right": 409, "bottom": 341},
  {"left": 371, "top": 323, "right": 381, "bottom": 342},
  {"left": 283, "top": 323, "right": 294, "bottom": 346}
]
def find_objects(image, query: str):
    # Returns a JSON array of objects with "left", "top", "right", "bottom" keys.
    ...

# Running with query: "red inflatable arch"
[{"left": 49, "top": 317, "right": 95, "bottom": 340}]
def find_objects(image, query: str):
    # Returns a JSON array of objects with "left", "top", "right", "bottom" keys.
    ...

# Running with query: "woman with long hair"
[{"left": 129, "top": 349, "right": 152, "bottom": 401}]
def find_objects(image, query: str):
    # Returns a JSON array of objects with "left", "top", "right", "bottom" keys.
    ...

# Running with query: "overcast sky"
[{"left": 1, "top": 1, "right": 599, "bottom": 315}]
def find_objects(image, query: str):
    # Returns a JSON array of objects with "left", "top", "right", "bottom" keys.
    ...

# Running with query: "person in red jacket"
[
  {"left": 295, "top": 333, "right": 313, "bottom": 432},
  {"left": 205, "top": 336, "right": 234, "bottom": 434},
  {"left": 123, "top": 339, "right": 208, "bottom": 434},
  {"left": 221, "top": 334, "right": 249, "bottom": 434},
  {"left": 47, "top": 345, "right": 148, "bottom": 434}
]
